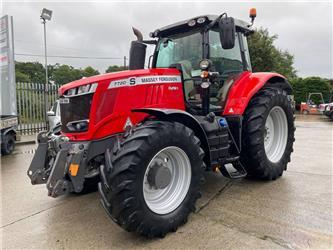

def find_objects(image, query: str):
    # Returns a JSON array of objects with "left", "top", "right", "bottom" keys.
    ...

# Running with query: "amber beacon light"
[{"left": 250, "top": 8, "right": 257, "bottom": 19}]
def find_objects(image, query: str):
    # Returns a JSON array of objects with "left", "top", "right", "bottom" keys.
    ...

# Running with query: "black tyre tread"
[
  {"left": 240, "top": 87, "right": 295, "bottom": 180},
  {"left": 1, "top": 133, "right": 15, "bottom": 155},
  {"left": 99, "top": 121, "right": 205, "bottom": 237}
]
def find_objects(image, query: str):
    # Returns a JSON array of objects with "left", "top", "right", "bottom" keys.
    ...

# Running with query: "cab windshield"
[{"left": 155, "top": 31, "right": 203, "bottom": 78}]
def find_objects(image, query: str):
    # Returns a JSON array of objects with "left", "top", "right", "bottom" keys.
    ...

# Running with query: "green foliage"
[
  {"left": 15, "top": 61, "right": 45, "bottom": 83},
  {"left": 15, "top": 62, "right": 101, "bottom": 85},
  {"left": 82, "top": 66, "right": 100, "bottom": 77},
  {"left": 248, "top": 28, "right": 297, "bottom": 79},
  {"left": 290, "top": 77, "right": 332, "bottom": 104},
  {"left": 15, "top": 71, "right": 30, "bottom": 82},
  {"left": 51, "top": 64, "right": 83, "bottom": 85},
  {"left": 105, "top": 65, "right": 128, "bottom": 73}
]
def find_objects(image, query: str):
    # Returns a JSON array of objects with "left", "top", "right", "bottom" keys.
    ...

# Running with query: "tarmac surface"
[{"left": 1, "top": 115, "right": 332, "bottom": 249}]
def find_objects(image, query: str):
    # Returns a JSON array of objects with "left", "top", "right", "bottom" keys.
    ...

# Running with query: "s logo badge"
[{"left": 129, "top": 78, "right": 136, "bottom": 85}]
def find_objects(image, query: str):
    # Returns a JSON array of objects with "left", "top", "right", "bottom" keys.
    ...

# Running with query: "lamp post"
[{"left": 40, "top": 8, "right": 52, "bottom": 129}]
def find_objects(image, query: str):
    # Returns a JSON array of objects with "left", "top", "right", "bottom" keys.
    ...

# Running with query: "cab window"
[
  {"left": 207, "top": 30, "right": 244, "bottom": 111},
  {"left": 155, "top": 31, "right": 203, "bottom": 104},
  {"left": 240, "top": 33, "right": 252, "bottom": 71},
  {"left": 155, "top": 31, "right": 203, "bottom": 77},
  {"left": 209, "top": 31, "right": 243, "bottom": 75}
]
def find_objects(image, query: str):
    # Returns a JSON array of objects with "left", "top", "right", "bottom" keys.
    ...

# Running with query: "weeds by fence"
[{"left": 16, "top": 82, "right": 60, "bottom": 135}]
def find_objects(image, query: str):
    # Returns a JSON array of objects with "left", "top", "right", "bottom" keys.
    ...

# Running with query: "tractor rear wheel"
[
  {"left": 240, "top": 87, "right": 295, "bottom": 180},
  {"left": 99, "top": 121, "right": 205, "bottom": 237}
]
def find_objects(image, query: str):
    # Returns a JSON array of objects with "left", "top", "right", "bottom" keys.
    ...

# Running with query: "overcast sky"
[{"left": 2, "top": 0, "right": 333, "bottom": 78}]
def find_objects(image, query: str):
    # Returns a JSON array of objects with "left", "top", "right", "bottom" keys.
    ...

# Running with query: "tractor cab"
[{"left": 130, "top": 14, "right": 254, "bottom": 115}]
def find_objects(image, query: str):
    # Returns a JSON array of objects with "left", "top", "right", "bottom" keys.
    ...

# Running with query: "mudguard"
[{"left": 223, "top": 72, "right": 292, "bottom": 116}]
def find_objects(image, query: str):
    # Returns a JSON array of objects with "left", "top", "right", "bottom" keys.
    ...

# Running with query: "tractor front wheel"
[
  {"left": 99, "top": 121, "right": 205, "bottom": 237},
  {"left": 241, "top": 87, "right": 295, "bottom": 180}
]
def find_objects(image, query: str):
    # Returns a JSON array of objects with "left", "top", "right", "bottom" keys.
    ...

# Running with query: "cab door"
[{"left": 207, "top": 30, "right": 251, "bottom": 113}]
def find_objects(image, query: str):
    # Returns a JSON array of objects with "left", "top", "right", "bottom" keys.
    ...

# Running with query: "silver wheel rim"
[
  {"left": 264, "top": 106, "right": 288, "bottom": 163},
  {"left": 143, "top": 146, "right": 191, "bottom": 215}
]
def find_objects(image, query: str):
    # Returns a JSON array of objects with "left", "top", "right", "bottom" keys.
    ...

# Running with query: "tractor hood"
[
  {"left": 58, "top": 68, "right": 181, "bottom": 96},
  {"left": 57, "top": 67, "right": 184, "bottom": 141}
]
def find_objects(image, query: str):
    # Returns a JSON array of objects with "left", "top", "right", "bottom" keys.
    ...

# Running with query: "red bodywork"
[
  {"left": 59, "top": 68, "right": 185, "bottom": 141},
  {"left": 300, "top": 103, "right": 322, "bottom": 115},
  {"left": 59, "top": 69, "right": 284, "bottom": 141},
  {"left": 223, "top": 71, "right": 286, "bottom": 115}
]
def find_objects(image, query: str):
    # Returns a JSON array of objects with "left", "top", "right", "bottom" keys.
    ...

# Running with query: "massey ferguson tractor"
[{"left": 28, "top": 10, "right": 295, "bottom": 237}]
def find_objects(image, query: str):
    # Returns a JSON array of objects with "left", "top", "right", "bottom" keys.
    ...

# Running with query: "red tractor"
[
  {"left": 300, "top": 92, "right": 325, "bottom": 115},
  {"left": 28, "top": 10, "right": 295, "bottom": 237}
]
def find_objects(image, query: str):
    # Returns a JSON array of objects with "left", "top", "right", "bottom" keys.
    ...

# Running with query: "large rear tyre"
[
  {"left": 240, "top": 87, "right": 295, "bottom": 180},
  {"left": 99, "top": 121, "right": 205, "bottom": 237}
]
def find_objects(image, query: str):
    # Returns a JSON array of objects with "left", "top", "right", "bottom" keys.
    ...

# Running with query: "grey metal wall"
[{"left": 1, "top": 15, "right": 16, "bottom": 116}]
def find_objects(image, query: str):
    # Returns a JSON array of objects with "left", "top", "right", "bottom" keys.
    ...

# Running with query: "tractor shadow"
[{"left": 43, "top": 170, "right": 291, "bottom": 248}]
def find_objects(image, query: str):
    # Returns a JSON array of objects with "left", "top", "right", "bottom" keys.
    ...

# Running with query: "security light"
[{"left": 40, "top": 8, "right": 52, "bottom": 21}]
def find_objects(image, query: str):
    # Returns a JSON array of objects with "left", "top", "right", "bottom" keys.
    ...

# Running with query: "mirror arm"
[
  {"left": 247, "top": 19, "right": 255, "bottom": 28},
  {"left": 205, "top": 12, "right": 227, "bottom": 31}
]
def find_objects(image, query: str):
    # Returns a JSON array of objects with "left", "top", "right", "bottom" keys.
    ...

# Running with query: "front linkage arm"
[{"left": 27, "top": 131, "right": 87, "bottom": 197}]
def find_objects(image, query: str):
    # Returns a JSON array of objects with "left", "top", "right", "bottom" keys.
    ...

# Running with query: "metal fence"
[{"left": 16, "top": 82, "right": 60, "bottom": 135}]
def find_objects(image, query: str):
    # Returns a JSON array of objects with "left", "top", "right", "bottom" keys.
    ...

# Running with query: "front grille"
[{"left": 60, "top": 93, "right": 93, "bottom": 133}]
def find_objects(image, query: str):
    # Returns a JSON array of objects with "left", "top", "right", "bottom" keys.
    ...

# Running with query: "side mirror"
[
  {"left": 218, "top": 16, "right": 235, "bottom": 49},
  {"left": 47, "top": 110, "right": 55, "bottom": 116}
]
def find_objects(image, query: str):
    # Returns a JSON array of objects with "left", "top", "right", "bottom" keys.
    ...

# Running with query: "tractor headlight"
[
  {"left": 188, "top": 19, "right": 196, "bottom": 27},
  {"left": 154, "top": 30, "right": 160, "bottom": 37},
  {"left": 66, "top": 119, "right": 89, "bottom": 132},
  {"left": 199, "top": 59, "right": 211, "bottom": 70},
  {"left": 197, "top": 17, "right": 206, "bottom": 24},
  {"left": 67, "top": 88, "right": 77, "bottom": 96},
  {"left": 65, "top": 83, "right": 98, "bottom": 97},
  {"left": 78, "top": 85, "right": 90, "bottom": 94}
]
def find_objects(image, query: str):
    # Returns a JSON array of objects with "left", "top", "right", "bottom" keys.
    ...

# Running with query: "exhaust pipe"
[
  {"left": 129, "top": 27, "right": 147, "bottom": 70},
  {"left": 132, "top": 27, "right": 143, "bottom": 42}
]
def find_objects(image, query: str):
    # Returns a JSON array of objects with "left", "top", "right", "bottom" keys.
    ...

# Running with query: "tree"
[
  {"left": 105, "top": 65, "right": 128, "bottom": 73},
  {"left": 290, "top": 77, "right": 332, "bottom": 105},
  {"left": 15, "top": 61, "right": 45, "bottom": 83},
  {"left": 248, "top": 28, "right": 297, "bottom": 79},
  {"left": 15, "top": 71, "right": 30, "bottom": 82},
  {"left": 82, "top": 66, "right": 99, "bottom": 77},
  {"left": 51, "top": 64, "right": 83, "bottom": 85}
]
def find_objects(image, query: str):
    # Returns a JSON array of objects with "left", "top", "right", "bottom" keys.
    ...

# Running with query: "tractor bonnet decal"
[{"left": 108, "top": 75, "right": 181, "bottom": 89}]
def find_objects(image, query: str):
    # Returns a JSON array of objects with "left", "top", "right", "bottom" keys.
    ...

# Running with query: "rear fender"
[
  {"left": 132, "top": 108, "right": 211, "bottom": 167},
  {"left": 223, "top": 72, "right": 292, "bottom": 115}
]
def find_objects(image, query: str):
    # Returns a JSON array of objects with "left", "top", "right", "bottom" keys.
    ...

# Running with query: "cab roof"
[{"left": 152, "top": 15, "right": 251, "bottom": 37}]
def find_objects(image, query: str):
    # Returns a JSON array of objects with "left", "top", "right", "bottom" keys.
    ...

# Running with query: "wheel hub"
[
  {"left": 147, "top": 163, "right": 172, "bottom": 189},
  {"left": 143, "top": 146, "right": 192, "bottom": 215},
  {"left": 264, "top": 106, "right": 288, "bottom": 163}
]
